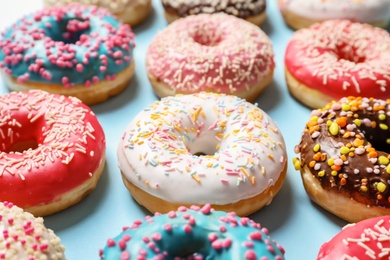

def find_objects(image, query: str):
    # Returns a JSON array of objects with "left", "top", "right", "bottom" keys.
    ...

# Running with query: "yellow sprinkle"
[
  {"left": 326, "top": 120, "right": 332, "bottom": 126},
  {"left": 329, "top": 122, "right": 339, "bottom": 135},
  {"left": 313, "top": 144, "right": 320, "bottom": 152},
  {"left": 318, "top": 171, "right": 325, "bottom": 177},
  {"left": 251, "top": 176, "right": 256, "bottom": 185},
  {"left": 379, "top": 114, "right": 386, "bottom": 120},
  {"left": 145, "top": 181, "right": 149, "bottom": 186},
  {"left": 342, "top": 103, "right": 351, "bottom": 111},
  {"left": 137, "top": 141, "right": 144, "bottom": 145},
  {"left": 353, "top": 119, "right": 361, "bottom": 127},
  {"left": 379, "top": 156, "right": 390, "bottom": 165},
  {"left": 360, "top": 186, "right": 368, "bottom": 192},
  {"left": 340, "top": 146, "right": 350, "bottom": 155},
  {"left": 292, "top": 157, "right": 301, "bottom": 170},
  {"left": 192, "top": 175, "right": 201, "bottom": 183},
  {"left": 380, "top": 124, "right": 388, "bottom": 130},
  {"left": 310, "top": 116, "right": 319, "bottom": 121},
  {"left": 386, "top": 164, "right": 390, "bottom": 174},
  {"left": 331, "top": 171, "right": 338, "bottom": 176},
  {"left": 240, "top": 167, "right": 250, "bottom": 178},
  {"left": 387, "top": 139, "right": 390, "bottom": 144},
  {"left": 206, "top": 163, "right": 213, "bottom": 168},
  {"left": 328, "top": 158, "right": 335, "bottom": 166},
  {"left": 377, "top": 182, "right": 386, "bottom": 193}
]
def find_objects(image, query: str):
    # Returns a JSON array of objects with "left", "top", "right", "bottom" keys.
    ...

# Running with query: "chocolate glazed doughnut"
[
  {"left": 161, "top": 0, "right": 267, "bottom": 26},
  {"left": 294, "top": 97, "right": 390, "bottom": 223}
]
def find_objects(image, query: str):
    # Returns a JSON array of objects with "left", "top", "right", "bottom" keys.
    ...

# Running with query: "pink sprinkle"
[
  {"left": 178, "top": 206, "right": 187, "bottom": 212},
  {"left": 184, "top": 224, "right": 192, "bottom": 233},
  {"left": 107, "top": 239, "right": 116, "bottom": 247},
  {"left": 152, "top": 233, "right": 162, "bottom": 241},
  {"left": 201, "top": 204, "right": 211, "bottom": 214},
  {"left": 219, "top": 226, "right": 227, "bottom": 232},
  {"left": 245, "top": 250, "right": 257, "bottom": 260},
  {"left": 211, "top": 240, "right": 223, "bottom": 250},
  {"left": 142, "top": 236, "right": 150, "bottom": 243},
  {"left": 223, "top": 238, "right": 232, "bottom": 248},
  {"left": 163, "top": 224, "right": 172, "bottom": 232},
  {"left": 249, "top": 231, "right": 262, "bottom": 241},
  {"left": 76, "top": 63, "right": 83, "bottom": 72},
  {"left": 208, "top": 233, "right": 217, "bottom": 242},
  {"left": 118, "top": 239, "right": 127, "bottom": 250},
  {"left": 240, "top": 218, "right": 249, "bottom": 226},
  {"left": 120, "top": 251, "right": 130, "bottom": 260},
  {"left": 7, "top": 218, "right": 13, "bottom": 225},
  {"left": 39, "top": 244, "right": 48, "bottom": 251},
  {"left": 168, "top": 211, "right": 177, "bottom": 218},
  {"left": 244, "top": 241, "right": 254, "bottom": 248}
]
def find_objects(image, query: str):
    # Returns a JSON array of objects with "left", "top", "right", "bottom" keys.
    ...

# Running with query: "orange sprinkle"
[
  {"left": 353, "top": 139, "right": 364, "bottom": 147},
  {"left": 340, "top": 155, "right": 347, "bottom": 161},
  {"left": 340, "top": 178, "right": 346, "bottom": 185},
  {"left": 309, "top": 161, "right": 316, "bottom": 168},
  {"left": 306, "top": 120, "right": 318, "bottom": 127},
  {"left": 320, "top": 153, "right": 327, "bottom": 161},
  {"left": 313, "top": 152, "right": 322, "bottom": 161},
  {"left": 336, "top": 117, "right": 347, "bottom": 128},
  {"left": 373, "top": 105, "right": 385, "bottom": 111},
  {"left": 377, "top": 194, "right": 383, "bottom": 200},
  {"left": 348, "top": 152, "right": 355, "bottom": 157},
  {"left": 342, "top": 132, "right": 351, "bottom": 138},
  {"left": 368, "top": 151, "right": 378, "bottom": 158},
  {"left": 331, "top": 165, "right": 341, "bottom": 171}
]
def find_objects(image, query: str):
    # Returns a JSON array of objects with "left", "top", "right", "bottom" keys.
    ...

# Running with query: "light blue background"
[{"left": 2, "top": 0, "right": 387, "bottom": 259}]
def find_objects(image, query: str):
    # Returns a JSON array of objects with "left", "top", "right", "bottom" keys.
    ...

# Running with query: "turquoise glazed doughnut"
[
  {"left": 0, "top": 4, "right": 136, "bottom": 105},
  {"left": 99, "top": 205, "right": 285, "bottom": 260}
]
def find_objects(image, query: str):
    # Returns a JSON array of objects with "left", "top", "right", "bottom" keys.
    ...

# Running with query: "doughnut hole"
[
  {"left": 7, "top": 139, "right": 39, "bottom": 153},
  {"left": 184, "top": 134, "right": 220, "bottom": 156},
  {"left": 45, "top": 18, "right": 91, "bottom": 44},
  {"left": 190, "top": 24, "right": 224, "bottom": 46}
]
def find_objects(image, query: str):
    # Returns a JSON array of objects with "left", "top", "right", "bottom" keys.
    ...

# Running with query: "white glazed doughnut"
[
  {"left": 278, "top": 0, "right": 390, "bottom": 30},
  {"left": 117, "top": 92, "right": 288, "bottom": 216}
]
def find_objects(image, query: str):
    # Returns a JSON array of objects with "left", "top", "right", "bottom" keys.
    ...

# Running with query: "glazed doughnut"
[
  {"left": 146, "top": 13, "right": 275, "bottom": 102},
  {"left": 0, "top": 90, "right": 106, "bottom": 217},
  {"left": 117, "top": 92, "right": 287, "bottom": 217},
  {"left": 161, "top": 0, "right": 267, "bottom": 26},
  {"left": 0, "top": 201, "right": 65, "bottom": 259},
  {"left": 294, "top": 97, "right": 390, "bottom": 223},
  {"left": 0, "top": 4, "right": 136, "bottom": 106},
  {"left": 277, "top": 0, "right": 390, "bottom": 30},
  {"left": 284, "top": 20, "right": 390, "bottom": 109},
  {"left": 99, "top": 204, "right": 285, "bottom": 260},
  {"left": 317, "top": 216, "right": 390, "bottom": 259},
  {"left": 44, "top": 0, "right": 152, "bottom": 26}
]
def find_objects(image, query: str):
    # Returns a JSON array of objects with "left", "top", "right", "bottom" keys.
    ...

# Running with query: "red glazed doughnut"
[
  {"left": 317, "top": 216, "right": 390, "bottom": 259},
  {"left": 284, "top": 20, "right": 390, "bottom": 109},
  {"left": 0, "top": 90, "right": 106, "bottom": 216},
  {"left": 146, "top": 13, "right": 275, "bottom": 102}
]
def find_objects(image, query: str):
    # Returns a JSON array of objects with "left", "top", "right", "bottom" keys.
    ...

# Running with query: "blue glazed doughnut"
[
  {"left": 99, "top": 205, "right": 285, "bottom": 260},
  {"left": 0, "top": 4, "right": 136, "bottom": 105}
]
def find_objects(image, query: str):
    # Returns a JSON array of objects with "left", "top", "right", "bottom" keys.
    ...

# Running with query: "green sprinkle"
[
  {"left": 379, "top": 156, "right": 389, "bottom": 165},
  {"left": 313, "top": 144, "right": 320, "bottom": 152},
  {"left": 340, "top": 146, "right": 350, "bottom": 155},
  {"left": 329, "top": 122, "right": 339, "bottom": 135}
]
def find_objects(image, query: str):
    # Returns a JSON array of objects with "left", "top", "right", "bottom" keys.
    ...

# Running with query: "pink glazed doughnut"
[
  {"left": 317, "top": 216, "right": 390, "bottom": 259},
  {"left": 278, "top": 0, "right": 390, "bottom": 30},
  {"left": 146, "top": 13, "right": 275, "bottom": 102}
]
